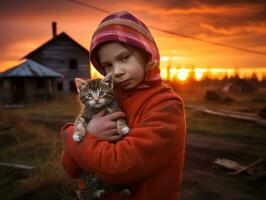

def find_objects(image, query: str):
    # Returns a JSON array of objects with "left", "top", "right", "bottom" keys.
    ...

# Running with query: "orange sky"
[{"left": 0, "top": 0, "right": 265, "bottom": 72}]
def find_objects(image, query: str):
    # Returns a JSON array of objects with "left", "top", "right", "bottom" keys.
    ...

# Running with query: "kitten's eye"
[
  {"left": 86, "top": 94, "right": 93, "bottom": 99},
  {"left": 103, "top": 63, "right": 112, "bottom": 69},
  {"left": 99, "top": 91, "right": 105, "bottom": 97}
]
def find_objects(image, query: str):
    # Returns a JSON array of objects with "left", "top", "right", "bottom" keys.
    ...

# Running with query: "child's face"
[{"left": 98, "top": 42, "right": 147, "bottom": 90}]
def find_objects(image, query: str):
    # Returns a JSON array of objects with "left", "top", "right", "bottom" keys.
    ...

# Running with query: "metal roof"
[{"left": 0, "top": 59, "right": 63, "bottom": 78}]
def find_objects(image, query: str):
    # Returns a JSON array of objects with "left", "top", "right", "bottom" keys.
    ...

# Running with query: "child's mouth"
[{"left": 119, "top": 80, "right": 130, "bottom": 86}]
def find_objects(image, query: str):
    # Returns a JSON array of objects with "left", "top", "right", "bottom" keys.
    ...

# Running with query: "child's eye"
[
  {"left": 103, "top": 65, "right": 113, "bottom": 74},
  {"left": 121, "top": 54, "right": 130, "bottom": 62},
  {"left": 103, "top": 64, "right": 112, "bottom": 69}
]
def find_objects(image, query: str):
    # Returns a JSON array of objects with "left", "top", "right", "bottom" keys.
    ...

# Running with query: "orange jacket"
[{"left": 61, "top": 84, "right": 186, "bottom": 200}]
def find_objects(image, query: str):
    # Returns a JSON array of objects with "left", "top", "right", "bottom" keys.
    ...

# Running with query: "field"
[{"left": 0, "top": 84, "right": 266, "bottom": 200}]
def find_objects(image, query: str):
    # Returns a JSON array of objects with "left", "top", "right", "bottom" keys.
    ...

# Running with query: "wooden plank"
[
  {"left": 186, "top": 105, "right": 266, "bottom": 127},
  {"left": 0, "top": 162, "right": 35, "bottom": 171}
]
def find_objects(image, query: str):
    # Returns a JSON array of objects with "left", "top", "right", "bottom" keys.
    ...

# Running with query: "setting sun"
[
  {"left": 178, "top": 68, "right": 190, "bottom": 81},
  {"left": 194, "top": 68, "right": 207, "bottom": 81}
]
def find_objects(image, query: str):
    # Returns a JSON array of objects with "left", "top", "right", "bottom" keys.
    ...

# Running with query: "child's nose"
[{"left": 113, "top": 65, "right": 125, "bottom": 77}]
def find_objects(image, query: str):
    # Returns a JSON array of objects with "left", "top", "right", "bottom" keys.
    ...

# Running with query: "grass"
[
  {"left": 0, "top": 108, "right": 76, "bottom": 200},
  {"left": 10, "top": 86, "right": 266, "bottom": 140},
  {"left": 176, "top": 85, "right": 266, "bottom": 140},
  {"left": 15, "top": 94, "right": 80, "bottom": 119},
  {"left": 170, "top": 81, "right": 266, "bottom": 114},
  {"left": 186, "top": 109, "right": 266, "bottom": 140}
]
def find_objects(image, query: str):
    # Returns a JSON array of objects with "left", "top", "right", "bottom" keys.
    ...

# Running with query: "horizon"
[{"left": 90, "top": 65, "right": 266, "bottom": 82}]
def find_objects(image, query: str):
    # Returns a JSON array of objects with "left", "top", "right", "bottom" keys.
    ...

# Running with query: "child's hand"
[{"left": 87, "top": 110, "right": 126, "bottom": 142}]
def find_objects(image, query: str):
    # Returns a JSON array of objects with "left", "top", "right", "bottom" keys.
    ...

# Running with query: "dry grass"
[
  {"left": 168, "top": 81, "right": 266, "bottom": 113},
  {"left": 15, "top": 94, "right": 80, "bottom": 119},
  {"left": 165, "top": 81, "right": 266, "bottom": 139},
  {"left": 186, "top": 109, "right": 266, "bottom": 140},
  {"left": 0, "top": 107, "right": 76, "bottom": 200}
]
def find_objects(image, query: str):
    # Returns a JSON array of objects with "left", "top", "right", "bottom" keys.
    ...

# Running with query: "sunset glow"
[
  {"left": 90, "top": 63, "right": 266, "bottom": 82},
  {"left": 0, "top": 1, "right": 265, "bottom": 82},
  {"left": 194, "top": 68, "right": 207, "bottom": 81}
]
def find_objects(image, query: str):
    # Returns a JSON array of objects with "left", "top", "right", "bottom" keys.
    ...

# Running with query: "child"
[{"left": 61, "top": 11, "right": 186, "bottom": 200}]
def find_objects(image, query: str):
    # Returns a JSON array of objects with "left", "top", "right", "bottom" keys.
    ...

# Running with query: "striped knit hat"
[{"left": 90, "top": 11, "right": 162, "bottom": 88}]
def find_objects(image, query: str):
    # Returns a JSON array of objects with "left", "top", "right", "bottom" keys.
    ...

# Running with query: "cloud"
[{"left": 200, "top": 23, "right": 266, "bottom": 36}]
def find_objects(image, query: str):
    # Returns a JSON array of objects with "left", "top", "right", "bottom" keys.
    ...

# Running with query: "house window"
[
  {"left": 57, "top": 82, "right": 63, "bottom": 91},
  {"left": 69, "top": 59, "right": 78, "bottom": 69},
  {"left": 37, "top": 79, "right": 45, "bottom": 89}
]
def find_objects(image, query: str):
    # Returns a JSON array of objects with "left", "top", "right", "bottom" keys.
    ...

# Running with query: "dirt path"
[{"left": 181, "top": 131, "right": 266, "bottom": 200}]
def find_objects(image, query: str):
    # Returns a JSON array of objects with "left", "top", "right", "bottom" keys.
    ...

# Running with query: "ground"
[{"left": 181, "top": 130, "right": 266, "bottom": 200}]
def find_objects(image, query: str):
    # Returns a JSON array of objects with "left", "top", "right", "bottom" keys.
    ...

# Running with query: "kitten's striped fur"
[{"left": 73, "top": 73, "right": 130, "bottom": 142}]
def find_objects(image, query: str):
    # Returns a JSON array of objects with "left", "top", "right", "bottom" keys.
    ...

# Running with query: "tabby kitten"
[
  {"left": 73, "top": 74, "right": 131, "bottom": 199},
  {"left": 73, "top": 73, "right": 130, "bottom": 142}
]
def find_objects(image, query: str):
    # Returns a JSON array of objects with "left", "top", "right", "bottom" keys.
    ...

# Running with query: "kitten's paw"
[
  {"left": 119, "top": 189, "right": 131, "bottom": 198},
  {"left": 73, "top": 134, "right": 83, "bottom": 142},
  {"left": 121, "top": 126, "right": 130, "bottom": 135},
  {"left": 93, "top": 189, "right": 106, "bottom": 198}
]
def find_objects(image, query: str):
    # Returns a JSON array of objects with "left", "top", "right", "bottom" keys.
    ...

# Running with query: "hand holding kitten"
[{"left": 87, "top": 110, "right": 126, "bottom": 142}]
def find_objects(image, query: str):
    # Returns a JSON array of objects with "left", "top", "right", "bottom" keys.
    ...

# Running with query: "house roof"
[
  {"left": 0, "top": 59, "right": 63, "bottom": 78},
  {"left": 23, "top": 32, "right": 89, "bottom": 59}
]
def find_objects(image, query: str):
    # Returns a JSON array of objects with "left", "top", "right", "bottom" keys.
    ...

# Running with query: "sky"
[{"left": 0, "top": 0, "right": 265, "bottom": 72}]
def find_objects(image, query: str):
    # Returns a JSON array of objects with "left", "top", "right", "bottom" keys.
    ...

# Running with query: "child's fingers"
[
  {"left": 106, "top": 135, "right": 123, "bottom": 142},
  {"left": 94, "top": 109, "right": 106, "bottom": 117},
  {"left": 94, "top": 129, "right": 117, "bottom": 139},
  {"left": 106, "top": 112, "right": 125, "bottom": 120},
  {"left": 107, "top": 121, "right": 117, "bottom": 129},
  {"left": 104, "top": 129, "right": 118, "bottom": 136}
]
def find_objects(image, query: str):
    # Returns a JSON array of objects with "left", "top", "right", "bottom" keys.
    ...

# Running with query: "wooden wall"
[
  {"left": 0, "top": 77, "right": 58, "bottom": 104},
  {"left": 28, "top": 37, "right": 90, "bottom": 93}
]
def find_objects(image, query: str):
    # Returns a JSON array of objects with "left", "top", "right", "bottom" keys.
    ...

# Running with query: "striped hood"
[{"left": 90, "top": 11, "right": 162, "bottom": 89}]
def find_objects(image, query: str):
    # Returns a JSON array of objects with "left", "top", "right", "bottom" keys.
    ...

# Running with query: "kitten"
[
  {"left": 73, "top": 73, "right": 130, "bottom": 142},
  {"left": 77, "top": 173, "right": 131, "bottom": 199},
  {"left": 73, "top": 73, "right": 131, "bottom": 199}
]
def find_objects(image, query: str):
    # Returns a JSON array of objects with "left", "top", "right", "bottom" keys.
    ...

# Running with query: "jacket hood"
[{"left": 90, "top": 11, "right": 162, "bottom": 89}]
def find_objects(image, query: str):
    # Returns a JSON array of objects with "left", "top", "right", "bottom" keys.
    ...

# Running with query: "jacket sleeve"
[
  {"left": 61, "top": 150, "right": 83, "bottom": 178},
  {"left": 63, "top": 99, "right": 186, "bottom": 184},
  {"left": 60, "top": 123, "right": 83, "bottom": 178}
]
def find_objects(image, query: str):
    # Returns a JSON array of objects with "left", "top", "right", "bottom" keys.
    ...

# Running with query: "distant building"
[
  {"left": 0, "top": 59, "right": 62, "bottom": 104},
  {"left": 223, "top": 79, "right": 256, "bottom": 94},
  {"left": 23, "top": 22, "right": 90, "bottom": 93}
]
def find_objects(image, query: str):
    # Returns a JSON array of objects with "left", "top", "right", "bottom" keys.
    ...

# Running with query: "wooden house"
[
  {"left": 0, "top": 59, "right": 63, "bottom": 104},
  {"left": 23, "top": 22, "right": 90, "bottom": 93}
]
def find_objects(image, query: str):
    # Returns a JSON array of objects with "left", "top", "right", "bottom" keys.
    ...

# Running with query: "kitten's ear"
[
  {"left": 75, "top": 78, "right": 87, "bottom": 93},
  {"left": 101, "top": 73, "right": 113, "bottom": 89}
]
